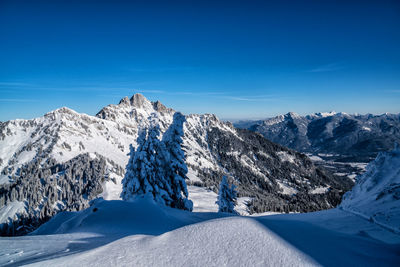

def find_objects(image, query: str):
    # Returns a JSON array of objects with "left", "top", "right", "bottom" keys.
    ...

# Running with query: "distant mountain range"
[
  {"left": 234, "top": 111, "right": 400, "bottom": 163},
  {"left": 0, "top": 94, "right": 352, "bottom": 235}
]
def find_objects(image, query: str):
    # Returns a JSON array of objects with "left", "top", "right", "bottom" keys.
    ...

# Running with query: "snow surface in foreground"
[{"left": 0, "top": 199, "right": 399, "bottom": 267}]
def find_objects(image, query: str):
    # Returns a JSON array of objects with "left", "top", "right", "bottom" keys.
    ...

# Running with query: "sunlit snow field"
[
  {"left": 0, "top": 198, "right": 399, "bottom": 267},
  {"left": 1, "top": 143, "right": 400, "bottom": 266}
]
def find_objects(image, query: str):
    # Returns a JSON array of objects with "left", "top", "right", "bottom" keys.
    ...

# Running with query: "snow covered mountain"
[
  {"left": 340, "top": 144, "right": 400, "bottom": 233},
  {"left": 0, "top": 94, "right": 352, "bottom": 235},
  {"left": 235, "top": 112, "right": 400, "bottom": 163}
]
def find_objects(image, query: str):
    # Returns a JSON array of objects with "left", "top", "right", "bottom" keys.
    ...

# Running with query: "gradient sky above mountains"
[{"left": 1, "top": 0, "right": 399, "bottom": 121}]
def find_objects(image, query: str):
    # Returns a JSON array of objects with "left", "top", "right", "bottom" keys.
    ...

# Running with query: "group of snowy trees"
[
  {"left": 121, "top": 113, "right": 193, "bottom": 211},
  {"left": 121, "top": 112, "right": 238, "bottom": 214},
  {"left": 0, "top": 153, "right": 109, "bottom": 236}
]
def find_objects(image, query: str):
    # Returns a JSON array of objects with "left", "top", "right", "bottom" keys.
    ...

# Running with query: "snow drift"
[
  {"left": 32, "top": 197, "right": 226, "bottom": 236},
  {"left": 1, "top": 197, "right": 399, "bottom": 266}
]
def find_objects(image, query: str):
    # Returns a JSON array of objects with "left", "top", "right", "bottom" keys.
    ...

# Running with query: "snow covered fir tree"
[
  {"left": 161, "top": 112, "right": 193, "bottom": 211},
  {"left": 121, "top": 114, "right": 193, "bottom": 211},
  {"left": 216, "top": 176, "right": 238, "bottom": 214}
]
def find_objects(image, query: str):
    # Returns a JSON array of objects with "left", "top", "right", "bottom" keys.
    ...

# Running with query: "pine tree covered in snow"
[
  {"left": 121, "top": 113, "right": 193, "bottom": 211},
  {"left": 162, "top": 112, "right": 193, "bottom": 211},
  {"left": 121, "top": 128, "right": 161, "bottom": 202},
  {"left": 216, "top": 176, "right": 238, "bottom": 214}
]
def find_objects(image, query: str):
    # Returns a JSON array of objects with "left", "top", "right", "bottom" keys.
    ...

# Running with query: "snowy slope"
[
  {"left": 0, "top": 198, "right": 399, "bottom": 266},
  {"left": 0, "top": 201, "right": 26, "bottom": 226},
  {"left": 0, "top": 107, "right": 132, "bottom": 175},
  {"left": 340, "top": 144, "right": 400, "bottom": 233},
  {"left": 0, "top": 94, "right": 352, "bottom": 235},
  {"left": 32, "top": 217, "right": 317, "bottom": 267},
  {"left": 0, "top": 95, "right": 175, "bottom": 186},
  {"left": 0, "top": 95, "right": 175, "bottom": 230}
]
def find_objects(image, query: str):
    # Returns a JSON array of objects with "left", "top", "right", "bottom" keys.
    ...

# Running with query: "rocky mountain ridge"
[
  {"left": 234, "top": 111, "right": 400, "bottom": 163},
  {"left": 0, "top": 94, "right": 352, "bottom": 235}
]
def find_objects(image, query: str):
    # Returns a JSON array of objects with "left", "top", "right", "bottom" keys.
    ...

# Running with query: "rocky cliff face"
[{"left": 0, "top": 94, "right": 352, "bottom": 235}]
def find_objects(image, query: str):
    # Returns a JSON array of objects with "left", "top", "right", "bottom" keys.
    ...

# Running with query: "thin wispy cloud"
[
  {"left": 128, "top": 66, "right": 195, "bottom": 73},
  {"left": 0, "top": 89, "right": 19, "bottom": 93},
  {"left": 385, "top": 89, "right": 400, "bottom": 93},
  {"left": 222, "top": 95, "right": 278, "bottom": 102},
  {"left": 0, "top": 80, "right": 280, "bottom": 104},
  {"left": 0, "top": 83, "right": 108, "bottom": 92},
  {"left": 0, "top": 80, "right": 165, "bottom": 93},
  {"left": 173, "top": 91, "right": 225, "bottom": 96},
  {"left": 0, "top": 82, "right": 34, "bottom": 87},
  {"left": 135, "top": 89, "right": 165, "bottom": 94},
  {"left": 308, "top": 62, "right": 345, "bottom": 73},
  {"left": 168, "top": 91, "right": 279, "bottom": 102},
  {"left": 0, "top": 98, "right": 38, "bottom": 102},
  {"left": 13, "top": 86, "right": 149, "bottom": 93},
  {"left": 49, "top": 86, "right": 135, "bottom": 92},
  {"left": 97, "top": 89, "right": 166, "bottom": 98}
]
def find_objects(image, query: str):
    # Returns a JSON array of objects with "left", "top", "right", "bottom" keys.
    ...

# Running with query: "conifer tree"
[
  {"left": 121, "top": 113, "right": 193, "bottom": 211},
  {"left": 216, "top": 176, "right": 238, "bottom": 214},
  {"left": 163, "top": 112, "right": 193, "bottom": 211},
  {"left": 121, "top": 128, "right": 161, "bottom": 201}
]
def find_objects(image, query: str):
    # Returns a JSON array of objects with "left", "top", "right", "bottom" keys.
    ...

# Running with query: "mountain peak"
[
  {"left": 45, "top": 107, "right": 79, "bottom": 117},
  {"left": 117, "top": 93, "right": 172, "bottom": 113},
  {"left": 129, "top": 93, "right": 151, "bottom": 108},
  {"left": 285, "top": 112, "right": 301, "bottom": 119},
  {"left": 115, "top": 93, "right": 155, "bottom": 110},
  {"left": 117, "top": 93, "right": 151, "bottom": 107},
  {"left": 153, "top": 100, "right": 171, "bottom": 113},
  {"left": 97, "top": 93, "right": 174, "bottom": 120},
  {"left": 118, "top": 96, "right": 130, "bottom": 105}
]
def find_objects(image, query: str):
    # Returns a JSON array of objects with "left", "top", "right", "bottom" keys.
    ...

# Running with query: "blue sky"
[{"left": 1, "top": 0, "right": 400, "bottom": 121}]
